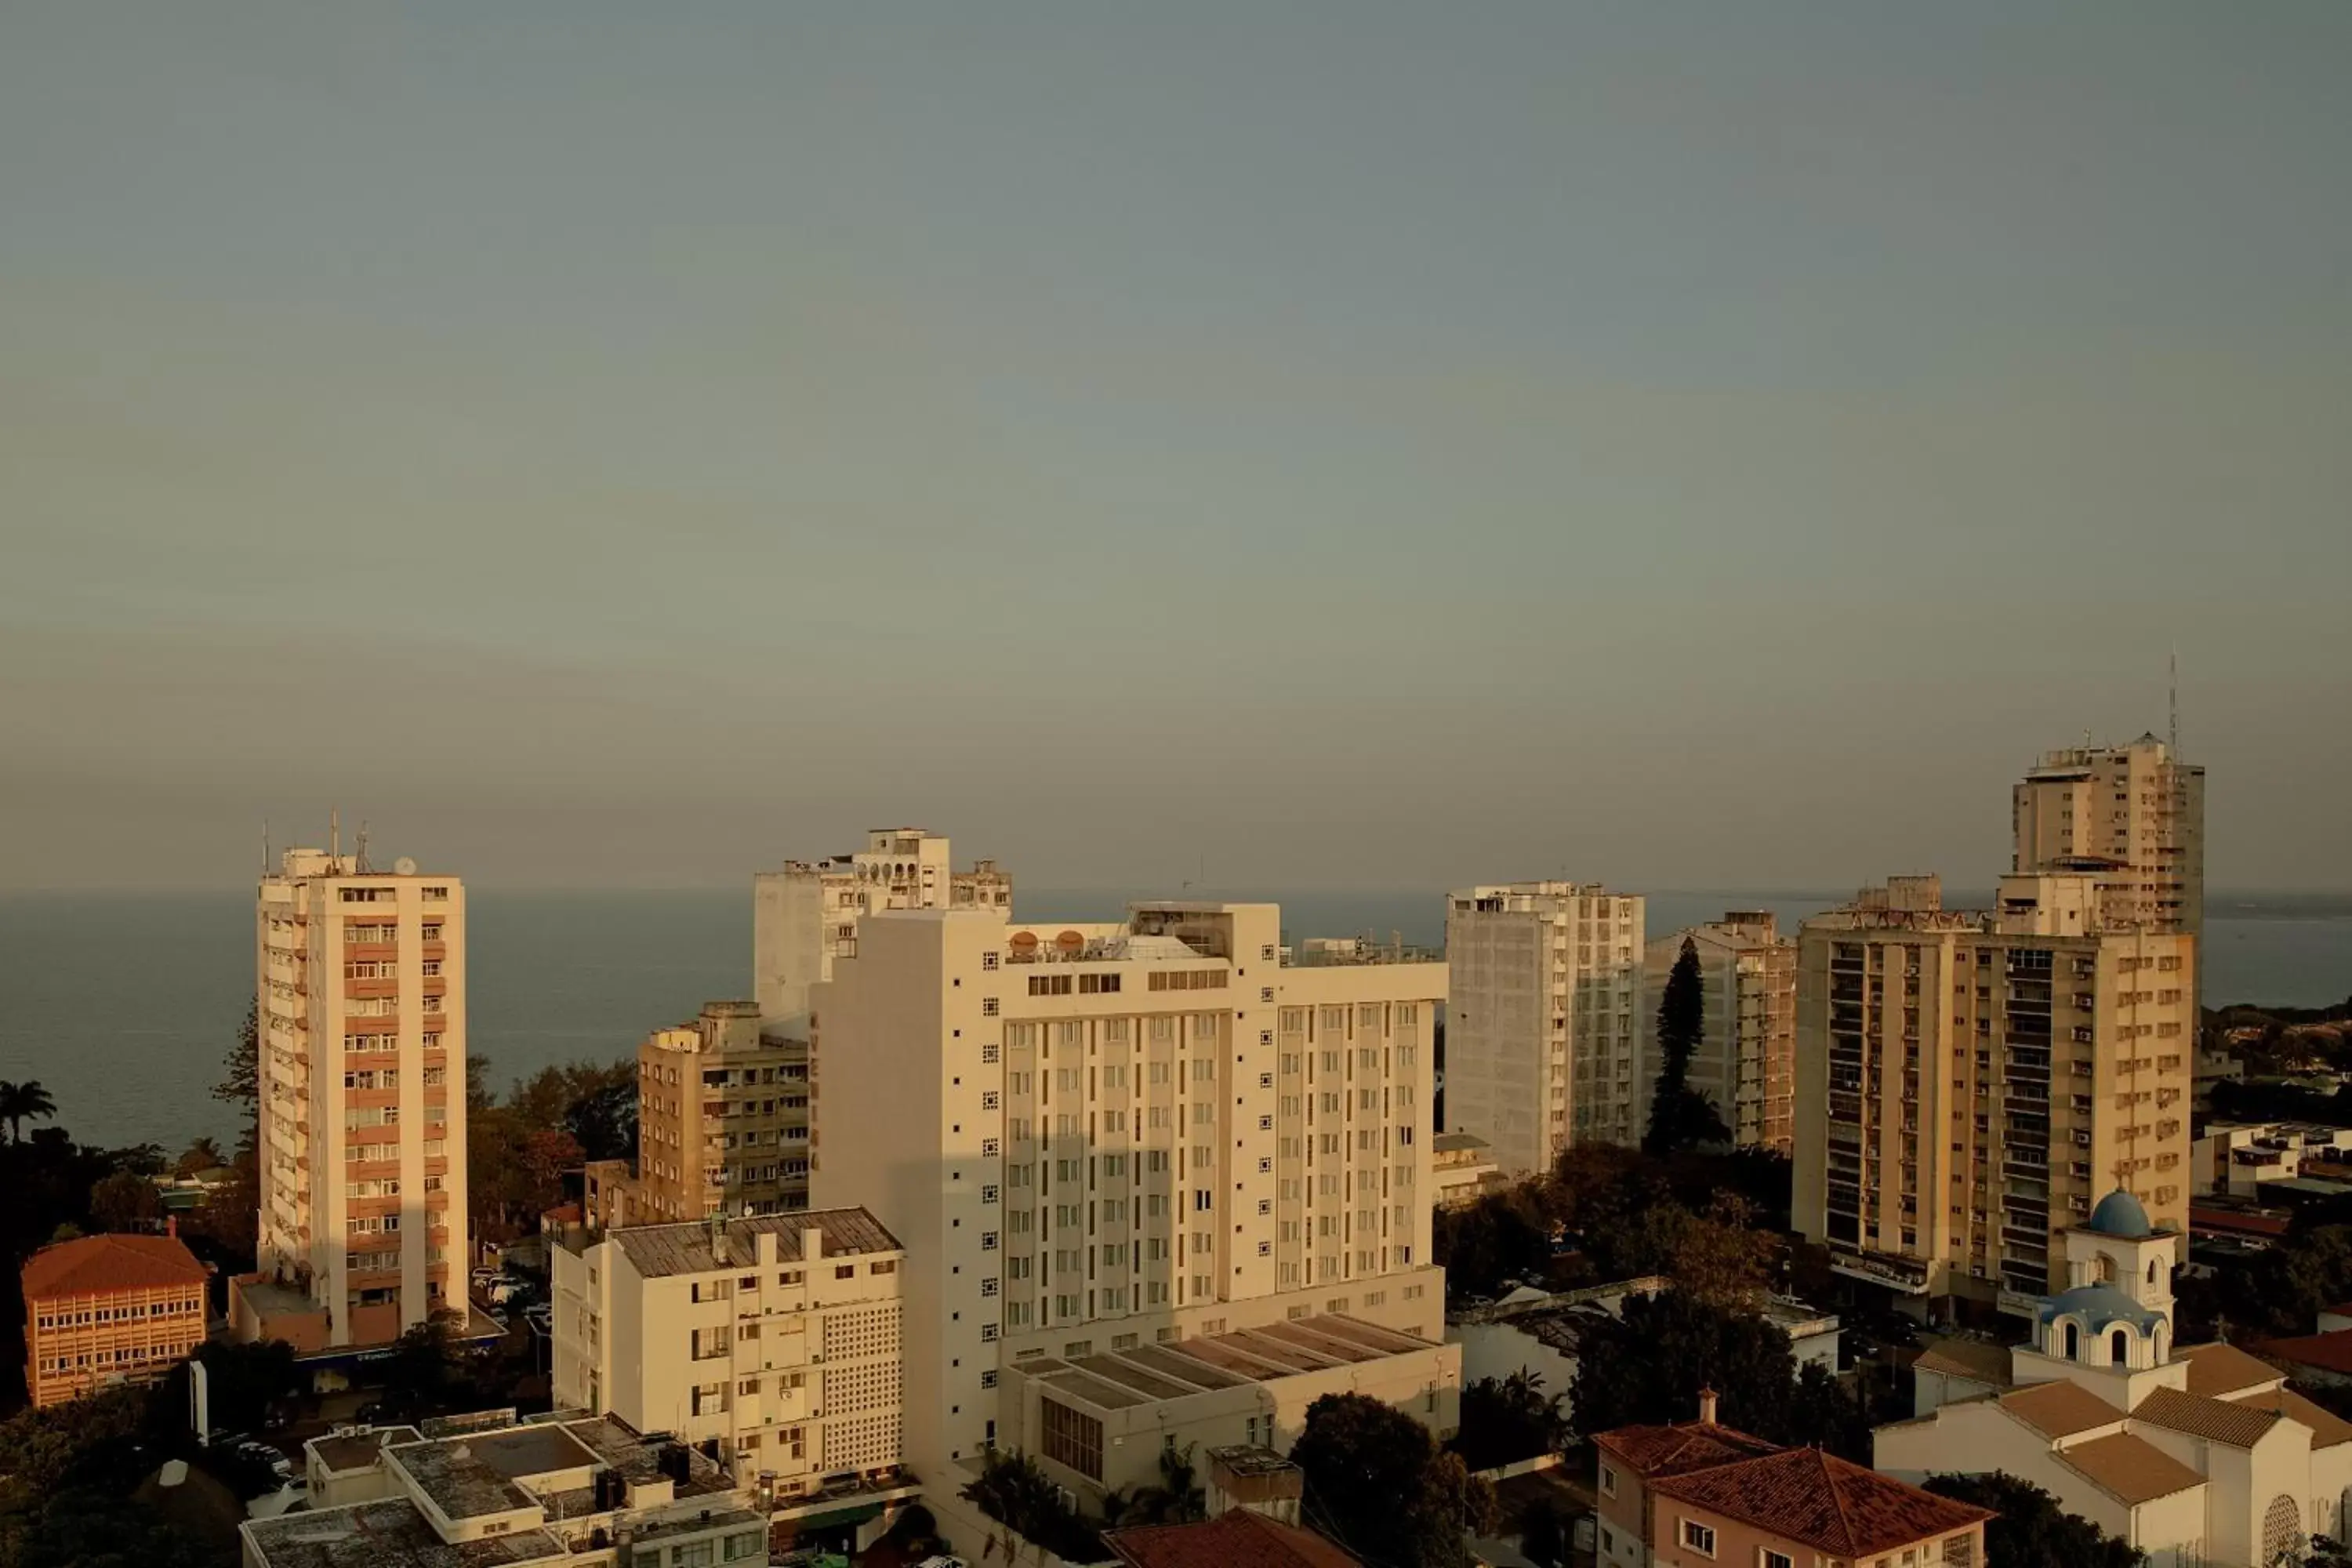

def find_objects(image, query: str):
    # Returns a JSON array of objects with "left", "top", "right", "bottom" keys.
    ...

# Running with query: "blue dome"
[
  {"left": 2038, "top": 1283, "right": 2163, "bottom": 1334},
  {"left": 2085, "top": 1189, "right": 2154, "bottom": 1239}
]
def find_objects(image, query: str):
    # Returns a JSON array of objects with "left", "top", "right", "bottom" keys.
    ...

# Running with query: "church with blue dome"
[{"left": 1878, "top": 1189, "right": 2352, "bottom": 1568}]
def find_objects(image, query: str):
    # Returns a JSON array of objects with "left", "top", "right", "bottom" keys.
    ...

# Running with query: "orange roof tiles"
[
  {"left": 21, "top": 1233, "right": 206, "bottom": 1300},
  {"left": 2254, "top": 1330, "right": 2352, "bottom": 1380},
  {"left": 2132, "top": 1386, "right": 2281, "bottom": 1448},
  {"left": 2231, "top": 1386, "right": 2352, "bottom": 1450},
  {"left": 1105, "top": 1510, "right": 1360, "bottom": 1568},
  {"left": 1649, "top": 1448, "right": 1991, "bottom": 1558},
  {"left": 1593, "top": 1422, "right": 1784, "bottom": 1480},
  {"left": 2056, "top": 1432, "right": 2206, "bottom": 1505},
  {"left": 1998, "top": 1381, "right": 2125, "bottom": 1439},
  {"left": 2176, "top": 1340, "right": 2285, "bottom": 1397}
]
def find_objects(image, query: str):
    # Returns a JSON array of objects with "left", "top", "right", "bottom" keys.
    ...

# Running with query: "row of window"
[{"left": 34, "top": 1298, "right": 198, "bottom": 1329}]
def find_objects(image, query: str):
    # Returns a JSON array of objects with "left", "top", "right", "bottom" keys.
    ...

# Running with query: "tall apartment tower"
[
  {"left": 1445, "top": 883, "right": 1646, "bottom": 1173},
  {"left": 245, "top": 845, "right": 467, "bottom": 1349},
  {"left": 1791, "top": 874, "right": 2194, "bottom": 1316},
  {"left": 2013, "top": 735, "right": 2205, "bottom": 979},
  {"left": 1643, "top": 913, "right": 1798, "bottom": 1155},
  {"left": 632, "top": 1001, "right": 813, "bottom": 1221},
  {"left": 810, "top": 902, "right": 1446, "bottom": 1481},
  {"left": 751, "top": 828, "right": 1011, "bottom": 1036}
]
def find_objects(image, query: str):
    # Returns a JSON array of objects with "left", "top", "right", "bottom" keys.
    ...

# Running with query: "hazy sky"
[{"left": 4, "top": 2, "right": 2348, "bottom": 893}]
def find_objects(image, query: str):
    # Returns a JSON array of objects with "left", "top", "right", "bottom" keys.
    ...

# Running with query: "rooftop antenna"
[
  {"left": 2169, "top": 648, "right": 2180, "bottom": 757},
  {"left": 330, "top": 807, "right": 340, "bottom": 860},
  {"left": 354, "top": 819, "right": 373, "bottom": 875},
  {"left": 261, "top": 818, "right": 270, "bottom": 874}
]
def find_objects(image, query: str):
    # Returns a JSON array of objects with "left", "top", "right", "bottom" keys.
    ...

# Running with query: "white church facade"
[{"left": 1877, "top": 1191, "right": 2352, "bottom": 1568}]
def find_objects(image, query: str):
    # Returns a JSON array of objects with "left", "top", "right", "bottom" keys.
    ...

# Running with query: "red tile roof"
[
  {"left": 1650, "top": 1448, "right": 1991, "bottom": 1558},
  {"left": 21, "top": 1233, "right": 206, "bottom": 1300},
  {"left": 1105, "top": 1510, "right": 1360, "bottom": 1568},
  {"left": 2256, "top": 1330, "right": 2352, "bottom": 1379},
  {"left": 1593, "top": 1421, "right": 1784, "bottom": 1480}
]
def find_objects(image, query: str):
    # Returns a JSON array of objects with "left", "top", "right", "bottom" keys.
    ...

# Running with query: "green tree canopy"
[
  {"left": 1290, "top": 1392, "right": 1498, "bottom": 1568},
  {"left": 1453, "top": 1370, "right": 1566, "bottom": 1472},
  {"left": 1566, "top": 1289, "right": 1864, "bottom": 1459},
  {"left": 1925, "top": 1472, "right": 2143, "bottom": 1568},
  {"left": 89, "top": 1169, "right": 164, "bottom": 1233},
  {"left": 1644, "top": 939, "right": 1729, "bottom": 1156}
]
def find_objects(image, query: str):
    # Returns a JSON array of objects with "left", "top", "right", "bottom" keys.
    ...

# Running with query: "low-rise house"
[
  {"left": 1876, "top": 1189, "right": 2352, "bottom": 1568},
  {"left": 1595, "top": 1391, "right": 1988, "bottom": 1568},
  {"left": 247, "top": 1407, "right": 762, "bottom": 1568},
  {"left": 22, "top": 1231, "right": 209, "bottom": 1407}
]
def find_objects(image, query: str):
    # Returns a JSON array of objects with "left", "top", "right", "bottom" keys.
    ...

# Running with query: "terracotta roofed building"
[{"left": 22, "top": 1231, "right": 209, "bottom": 1407}]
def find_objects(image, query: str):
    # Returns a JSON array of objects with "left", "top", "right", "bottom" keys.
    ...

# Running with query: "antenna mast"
[
  {"left": 330, "top": 808, "right": 340, "bottom": 861},
  {"left": 2169, "top": 648, "right": 2180, "bottom": 757}
]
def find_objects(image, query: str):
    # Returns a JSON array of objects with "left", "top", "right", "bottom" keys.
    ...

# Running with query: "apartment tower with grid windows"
[
  {"left": 808, "top": 902, "right": 1448, "bottom": 1483},
  {"left": 1444, "top": 883, "right": 1646, "bottom": 1174},
  {"left": 1643, "top": 913, "right": 1798, "bottom": 1155},
  {"left": 2013, "top": 735, "right": 2205, "bottom": 996},
  {"left": 1791, "top": 873, "right": 2194, "bottom": 1316},
  {"left": 238, "top": 844, "right": 467, "bottom": 1351}
]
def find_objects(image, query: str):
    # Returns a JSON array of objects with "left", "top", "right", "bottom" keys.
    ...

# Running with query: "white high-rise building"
[
  {"left": 1643, "top": 913, "right": 1798, "bottom": 1155},
  {"left": 2014, "top": 735, "right": 2205, "bottom": 993},
  {"left": 808, "top": 901, "right": 1450, "bottom": 1486},
  {"left": 751, "top": 828, "right": 1011, "bottom": 1035},
  {"left": 1445, "top": 883, "right": 1646, "bottom": 1174},
  {"left": 239, "top": 844, "right": 467, "bottom": 1350}
]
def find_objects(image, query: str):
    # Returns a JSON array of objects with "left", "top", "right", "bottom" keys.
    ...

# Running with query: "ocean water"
[{"left": 2, "top": 887, "right": 2347, "bottom": 1151}]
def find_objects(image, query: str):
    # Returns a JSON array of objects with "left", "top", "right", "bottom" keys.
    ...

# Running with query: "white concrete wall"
[
  {"left": 1878, "top": 1405, "right": 2135, "bottom": 1540},
  {"left": 1450, "top": 1320, "right": 1580, "bottom": 1413}
]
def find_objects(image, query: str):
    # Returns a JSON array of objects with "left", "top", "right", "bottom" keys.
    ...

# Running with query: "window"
[
  {"left": 1679, "top": 1519, "right": 1716, "bottom": 1556},
  {"left": 1763, "top": 1554, "right": 1793, "bottom": 1568},
  {"left": 1040, "top": 1396, "right": 1105, "bottom": 1479},
  {"left": 1598, "top": 1465, "right": 1617, "bottom": 1497}
]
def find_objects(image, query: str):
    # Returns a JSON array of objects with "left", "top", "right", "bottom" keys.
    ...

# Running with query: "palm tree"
[
  {"left": 0, "top": 1080, "right": 59, "bottom": 1144},
  {"left": 176, "top": 1136, "right": 228, "bottom": 1177}
]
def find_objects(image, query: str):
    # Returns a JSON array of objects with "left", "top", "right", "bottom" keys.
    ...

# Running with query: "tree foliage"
[
  {"left": 1102, "top": 1442, "right": 1207, "bottom": 1528},
  {"left": 375, "top": 1310, "right": 481, "bottom": 1424},
  {"left": 89, "top": 1171, "right": 164, "bottom": 1234},
  {"left": 958, "top": 1446, "right": 1107, "bottom": 1564},
  {"left": 1644, "top": 940, "right": 1728, "bottom": 1156},
  {"left": 1518, "top": 1499, "right": 1567, "bottom": 1568},
  {"left": 1290, "top": 1392, "right": 1498, "bottom": 1568},
  {"left": 1566, "top": 1290, "right": 1870, "bottom": 1460},
  {"left": 1924, "top": 1472, "right": 2143, "bottom": 1568},
  {"left": 1453, "top": 1370, "right": 1566, "bottom": 1472},
  {"left": 0, "top": 1080, "right": 59, "bottom": 1145}
]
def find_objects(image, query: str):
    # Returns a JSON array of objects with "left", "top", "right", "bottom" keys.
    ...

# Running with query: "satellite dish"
[{"left": 394, "top": 856, "right": 418, "bottom": 876}]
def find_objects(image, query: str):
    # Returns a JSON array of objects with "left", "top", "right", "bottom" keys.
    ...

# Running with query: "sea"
[{"left": 3, "top": 887, "right": 2347, "bottom": 1152}]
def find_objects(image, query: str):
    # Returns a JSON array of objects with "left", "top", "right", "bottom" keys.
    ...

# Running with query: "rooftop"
[
  {"left": 1022, "top": 1316, "right": 1443, "bottom": 1414},
  {"left": 1648, "top": 1448, "right": 1991, "bottom": 1557},
  {"left": 1912, "top": 1337, "right": 2015, "bottom": 1389},
  {"left": 606, "top": 1208, "right": 900, "bottom": 1278},
  {"left": 1593, "top": 1422, "right": 1783, "bottom": 1481},
  {"left": 309, "top": 1426, "right": 423, "bottom": 1474},
  {"left": 2176, "top": 1339, "right": 2284, "bottom": 1398},
  {"left": 23, "top": 1232, "right": 206, "bottom": 1298},
  {"left": 2255, "top": 1329, "right": 2352, "bottom": 1378},
  {"left": 2053, "top": 1432, "right": 2206, "bottom": 1506},
  {"left": 390, "top": 1426, "right": 592, "bottom": 1521},
  {"left": 1998, "top": 1381, "right": 2124, "bottom": 1439},
  {"left": 1105, "top": 1509, "right": 1361, "bottom": 1568},
  {"left": 240, "top": 1499, "right": 566, "bottom": 1568},
  {"left": 2131, "top": 1386, "right": 2280, "bottom": 1448}
]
